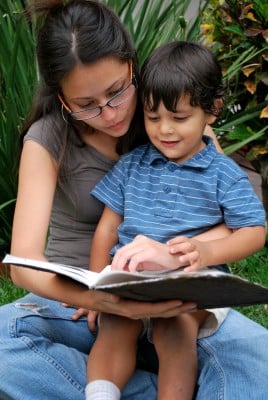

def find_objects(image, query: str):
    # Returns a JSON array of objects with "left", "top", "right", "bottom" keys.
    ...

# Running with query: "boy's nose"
[{"left": 160, "top": 121, "right": 174, "bottom": 135}]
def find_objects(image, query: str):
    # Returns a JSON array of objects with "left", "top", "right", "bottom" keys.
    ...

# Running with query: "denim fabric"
[
  {"left": 0, "top": 294, "right": 157, "bottom": 400},
  {"left": 0, "top": 293, "right": 268, "bottom": 399}
]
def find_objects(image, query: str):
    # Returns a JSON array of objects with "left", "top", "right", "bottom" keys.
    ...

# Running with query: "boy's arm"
[
  {"left": 194, "top": 223, "right": 232, "bottom": 241},
  {"left": 90, "top": 206, "right": 123, "bottom": 272},
  {"left": 171, "top": 225, "right": 266, "bottom": 272}
]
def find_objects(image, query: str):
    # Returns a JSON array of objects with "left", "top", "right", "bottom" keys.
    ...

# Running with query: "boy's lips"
[{"left": 160, "top": 140, "right": 179, "bottom": 147}]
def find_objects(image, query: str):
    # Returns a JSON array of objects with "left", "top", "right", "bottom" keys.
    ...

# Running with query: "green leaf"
[
  {"left": 0, "top": 0, "right": 37, "bottom": 246},
  {"left": 223, "top": 25, "right": 244, "bottom": 36},
  {"left": 219, "top": 126, "right": 267, "bottom": 155}
]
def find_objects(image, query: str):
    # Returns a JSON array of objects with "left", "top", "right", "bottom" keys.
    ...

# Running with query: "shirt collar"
[{"left": 145, "top": 135, "right": 217, "bottom": 169}]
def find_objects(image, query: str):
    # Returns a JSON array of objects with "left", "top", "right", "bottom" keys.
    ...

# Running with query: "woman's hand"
[
  {"left": 111, "top": 235, "right": 187, "bottom": 272},
  {"left": 88, "top": 289, "right": 197, "bottom": 320}
]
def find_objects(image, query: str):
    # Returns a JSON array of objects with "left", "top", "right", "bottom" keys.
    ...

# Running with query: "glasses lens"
[
  {"left": 109, "top": 83, "right": 136, "bottom": 108},
  {"left": 71, "top": 107, "right": 101, "bottom": 120},
  {"left": 70, "top": 80, "right": 136, "bottom": 121}
]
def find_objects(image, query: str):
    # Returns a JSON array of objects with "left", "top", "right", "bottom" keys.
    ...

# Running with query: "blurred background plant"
[
  {"left": 201, "top": 0, "right": 268, "bottom": 210},
  {"left": 0, "top": 0, "right": 37, "bottom": 258},
  {"left": 105, "top": 0, "right": 209, "bottom": 65}
]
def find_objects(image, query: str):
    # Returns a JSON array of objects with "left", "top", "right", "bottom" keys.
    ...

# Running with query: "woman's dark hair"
[
  {"left": 141, "top": 40, "right": 225, "bottom": 116},
  {"left": 21, "top": 0, "right": 146, "bottom": 153}
]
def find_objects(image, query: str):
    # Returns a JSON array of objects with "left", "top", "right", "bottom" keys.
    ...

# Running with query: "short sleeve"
[
  {"left": 23, "top": 115, "right": 64, "bottom": 161},
  {"left": 91, "top": 158, "right": 127, "bottom": 216}
]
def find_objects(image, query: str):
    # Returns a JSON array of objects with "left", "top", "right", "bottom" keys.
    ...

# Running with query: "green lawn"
[
  {"left": 230, "top": 245, "right": 268, "bottom": 328},
  {"left": 1, "top": 245, "right": 267, "bottom": 328},
  {"left": 0, "top": 274, "right": 28, "bottom": 304}
]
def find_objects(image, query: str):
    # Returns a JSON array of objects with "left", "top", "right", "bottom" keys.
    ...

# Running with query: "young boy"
[{"left": 85, "top": 41, "right": 266, "bottom": 400}]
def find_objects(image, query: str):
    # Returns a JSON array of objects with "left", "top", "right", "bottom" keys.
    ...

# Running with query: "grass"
[
  {"left": 229, "top": 245, "right": 268, "bottom": 328},
  {"left": 1, "top": 245, "right": 268, "bottom": 328},
  {"left": 0, "top": 274, "right": 28, "bottom": 304}
]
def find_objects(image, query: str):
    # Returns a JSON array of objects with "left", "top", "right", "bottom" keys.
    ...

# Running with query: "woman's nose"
[{"left": 100, "top": 104, "right": 117, "bottom": 121}]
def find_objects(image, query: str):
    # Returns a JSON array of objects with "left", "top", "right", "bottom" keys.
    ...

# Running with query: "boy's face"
[{"left": 144, "top": 94, "right": 216, "bottom": 163}]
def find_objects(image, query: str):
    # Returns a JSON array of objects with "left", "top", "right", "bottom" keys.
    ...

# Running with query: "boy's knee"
[{"left": 99, "top": 314, "right": 142, "bottom": 338}]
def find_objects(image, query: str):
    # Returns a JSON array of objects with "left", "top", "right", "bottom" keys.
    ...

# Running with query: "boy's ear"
[
  {"left": 211, "top": 98, "right": 223, "bottom": 117},
  {"left": 207, "top": 98, "right": 223, "bottom": 125}
]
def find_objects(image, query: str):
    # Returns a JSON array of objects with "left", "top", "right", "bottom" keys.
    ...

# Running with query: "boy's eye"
[
  {"left": 147, "top": 116, "right": 159, "bottom": 121},
  {"left": 174, "top": 115, "right": 188, "bottom": 121},
  {"left": 145, "top": 112, "right": 159, "bottom": 121}
]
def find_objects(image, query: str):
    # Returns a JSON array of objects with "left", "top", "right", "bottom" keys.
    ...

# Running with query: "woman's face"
[{"left": 60, "top": 57, "right": 137, "bottom": 139}]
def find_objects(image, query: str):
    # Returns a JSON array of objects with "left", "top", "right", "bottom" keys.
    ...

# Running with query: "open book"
[{"left": 3, "top": 254, "right": 268, "bottom": 309}]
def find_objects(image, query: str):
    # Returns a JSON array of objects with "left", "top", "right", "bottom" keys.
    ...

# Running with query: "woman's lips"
[{"left": 108, "top": 120, "right": 124, "bottom": 130}]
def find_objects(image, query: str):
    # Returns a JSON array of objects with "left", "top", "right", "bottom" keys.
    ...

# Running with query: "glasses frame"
[{"left": 58, "top": 63, "right": 137, "bottom": 121}]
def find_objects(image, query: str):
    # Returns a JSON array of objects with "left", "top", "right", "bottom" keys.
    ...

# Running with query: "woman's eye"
[
  {"left": 79, "top": 101, "right": 96, "bottom": 109},
  {"left": 108, "top": 87, "right": 124, "bottom": 98}
]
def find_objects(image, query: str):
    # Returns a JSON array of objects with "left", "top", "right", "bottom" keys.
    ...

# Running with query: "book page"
[
  {"left": 94, "top": 265, "right": 225, "bottom": 286},
  {"left": 2, "top": 254, "right": 99, "bottom": 287}
]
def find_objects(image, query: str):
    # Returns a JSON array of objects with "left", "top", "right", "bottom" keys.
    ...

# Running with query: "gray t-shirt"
[{"left": 24, "top": 115, "right": 115, "bottom": 268}]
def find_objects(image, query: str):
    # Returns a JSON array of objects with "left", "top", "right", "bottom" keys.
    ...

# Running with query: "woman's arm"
[{"left": 11, "top": 140, "right": 57, "bottom": 263}]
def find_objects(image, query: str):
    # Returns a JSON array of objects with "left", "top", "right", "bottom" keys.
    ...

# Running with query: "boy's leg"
[
  {"left": 153, "top": 311, "right": 208, "bottom": 400},
  {"left": 87, "top": 313, "right": 143, "bottom": 397}
]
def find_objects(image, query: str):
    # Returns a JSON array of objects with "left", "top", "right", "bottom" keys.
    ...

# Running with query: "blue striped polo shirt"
[{"left": 91, "top": 136, "right": 266, "bottom": 256}]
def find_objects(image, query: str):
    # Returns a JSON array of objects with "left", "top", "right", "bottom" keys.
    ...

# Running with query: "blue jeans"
[{"left": 0, "top": 293, "right": 267, "bottom": 400}]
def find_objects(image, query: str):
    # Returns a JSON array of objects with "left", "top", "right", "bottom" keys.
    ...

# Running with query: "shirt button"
[
  {"left": 168, "top": 164, "right": 177, "bottom": 171},
  {"left": 163, "top": 186, "right": 171, "bottom": 193}
]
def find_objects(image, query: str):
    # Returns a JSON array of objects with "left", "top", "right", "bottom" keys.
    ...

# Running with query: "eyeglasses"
[{"left": 58, "top": 64, "right": 137, "bottom": 121}]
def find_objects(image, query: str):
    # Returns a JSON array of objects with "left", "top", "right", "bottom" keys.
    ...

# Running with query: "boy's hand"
[
  {"left": 168, "top": 236, "right": 209, "bottom": 271},
  {"left": 111, "top": 235, "right": 188, "bottom": 272}
]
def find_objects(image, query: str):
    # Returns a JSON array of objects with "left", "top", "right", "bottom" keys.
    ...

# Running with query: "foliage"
[
  {"left": 0, "top": 0, "right": 37, "bottom": 256},
  {"left": 105, "top": 0, "right": 209, "bottom": 65},
  {"left": 201, "top": 0, "right": 268, "bottom": 179}
]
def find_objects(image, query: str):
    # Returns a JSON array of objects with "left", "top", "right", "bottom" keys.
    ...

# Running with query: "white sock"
[{"left": 85, "top": 380, "right": 121, "bottom": 400}]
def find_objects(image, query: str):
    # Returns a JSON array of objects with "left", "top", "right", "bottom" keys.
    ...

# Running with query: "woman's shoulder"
[
  {"left": 24, "top": 114, "right": 61, "bottom": 141},
  {"left": 23, "top": 114, "right": 65, "bottom": 159}
]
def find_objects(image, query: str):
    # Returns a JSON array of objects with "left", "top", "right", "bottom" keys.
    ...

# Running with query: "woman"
[{"left": 0, "top": 1, "right": 267, "bottom": 399}]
